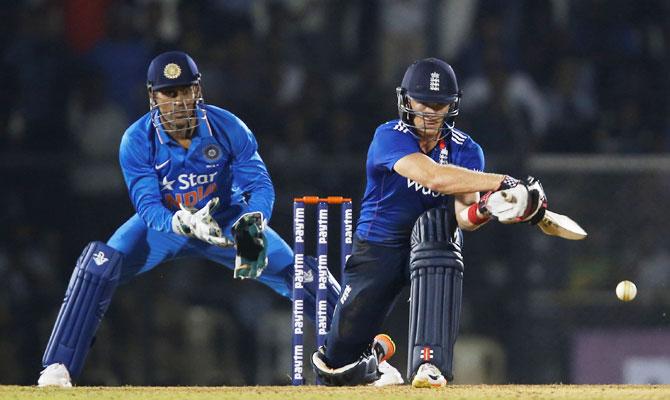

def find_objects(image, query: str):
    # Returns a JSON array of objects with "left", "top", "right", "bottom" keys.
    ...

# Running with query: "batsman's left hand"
[
  {"left": 232, "top": 211, "right": 268, "bottom": 279},
  {"left": 480, "top": 176, "right": 547, "bottom": 224}
]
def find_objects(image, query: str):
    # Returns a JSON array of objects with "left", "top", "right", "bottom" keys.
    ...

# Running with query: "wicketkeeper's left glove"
[{"left": 231, "top": 211, "right": 268, "bottom": 279}]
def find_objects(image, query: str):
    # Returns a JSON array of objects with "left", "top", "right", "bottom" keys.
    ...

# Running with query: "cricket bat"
[{"left": 536, "top": 210, "right": 587, "bottom": 240}]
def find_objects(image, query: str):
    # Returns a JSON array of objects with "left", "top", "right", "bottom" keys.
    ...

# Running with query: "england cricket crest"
[
  {"left": 430, "top": 72, "right": 440, "bottom": 91},
  {"left": 438, "top": 139, "right": 449, "bottom": 165}
]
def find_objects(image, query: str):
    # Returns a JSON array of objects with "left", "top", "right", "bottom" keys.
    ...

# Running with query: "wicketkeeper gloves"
[
  {"left": 231, "top": 211, "right": 268, "bottom": 279},
  {"left": 172, "top": 197, "right": 235, "bottom": 247}
]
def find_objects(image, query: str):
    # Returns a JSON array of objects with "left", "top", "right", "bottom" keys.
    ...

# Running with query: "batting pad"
[
  {"left": 42, "top": 241, "right": 122, "bottom": 379},
  {"left": 408, "top": 207, "right": 464, "bottom": 382}
]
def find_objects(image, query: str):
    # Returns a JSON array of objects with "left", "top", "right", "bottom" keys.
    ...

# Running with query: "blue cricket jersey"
[
  {"left": 356, "top": 120, "right": 485, "bottom": 246},
  {"left": 118, "top": 104, "right": 274, "bottom": 234}
]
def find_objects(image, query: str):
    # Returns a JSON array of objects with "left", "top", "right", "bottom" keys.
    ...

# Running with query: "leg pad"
[
  {"left": 408, "top": 207, "right": 464, "bottom": 382},
  {"left": 42, "top": 241, "right": 122, "bottom": 379}
]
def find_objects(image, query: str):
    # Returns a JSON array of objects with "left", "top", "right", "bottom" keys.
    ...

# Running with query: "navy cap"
[
  {"left": 147, "top": 51, "right": 201, "bottom": 90},
  {"left": 401, "top": 58, "right": 459, "bottom": 104}
]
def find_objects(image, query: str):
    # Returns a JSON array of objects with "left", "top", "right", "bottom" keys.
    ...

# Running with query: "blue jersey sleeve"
[
  {"left": 457, "top": 138, "right": 485, "bottom": 172},
  {"left": 119, "top": 127, "right": 174, "bottom": 233},
  {"left": 371, "top": 124, "right": 420, "bottom": 172},
  {"left": 227, "top": 114, "right": 274, "bottom": 222}
]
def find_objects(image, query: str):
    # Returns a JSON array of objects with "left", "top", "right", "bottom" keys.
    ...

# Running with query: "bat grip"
[{"left": 528, "top": 207, "right": 546, "bottom": 225}]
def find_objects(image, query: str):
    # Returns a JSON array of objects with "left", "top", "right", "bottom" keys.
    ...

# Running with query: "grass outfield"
[{"left": 2, "top": 385, "right": 669, "bottom": 400}]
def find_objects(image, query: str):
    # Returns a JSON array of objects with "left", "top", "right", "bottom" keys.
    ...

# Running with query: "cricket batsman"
[
  {"left": 311, "top": 58, "right": 547, "bottom": 387},
  {"left": 37, "top": 51, "right": 345, "bottom": 386}
]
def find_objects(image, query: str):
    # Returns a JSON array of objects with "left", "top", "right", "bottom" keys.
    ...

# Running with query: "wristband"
[{"left": 468, "top": 203, "right": 490, "bottom": 225}]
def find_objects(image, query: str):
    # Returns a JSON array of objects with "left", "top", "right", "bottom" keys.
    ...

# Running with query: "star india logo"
[
  {"left": 92, "top": 251, "right": 109, "bottom": 266},
  {"left": 429, "top": 72, "right": 440, "bottom": 91},
  {"left": 161, "top": 176, "right": 175, "bottom": 191},
  {"left": 163, "top": 63, "right": 182, "bottom": 79}
]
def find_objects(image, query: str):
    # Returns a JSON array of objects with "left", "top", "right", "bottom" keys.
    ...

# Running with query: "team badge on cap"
[
  {"left": 429, "top": 72, "right": 440, "bottom": 91},
  {"left": 163, "top": 63, "right": 182, "bottom": 79}
]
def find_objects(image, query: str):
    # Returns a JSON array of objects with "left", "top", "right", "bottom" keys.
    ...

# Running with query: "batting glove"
[
  {"left": 481, "top": 176, "right": 547, "bottom": 224},
  {"left": 520, "top": 176, "right": 547, "bottom": 225},
  {"left": 478, "top": 175, "right": 521, "bottom": 217}
]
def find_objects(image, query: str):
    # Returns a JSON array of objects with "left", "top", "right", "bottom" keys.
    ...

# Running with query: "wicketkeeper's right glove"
[
  {"left": 172, "top": 197, "right": 234, "bottom": 247},
  {"left": 231, "top": 212, "right": 268, "bottom": 279}
]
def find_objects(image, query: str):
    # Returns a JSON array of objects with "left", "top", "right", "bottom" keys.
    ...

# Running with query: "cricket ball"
[{"left": 616, "top": 280, "right": 637, "bottom": 302}]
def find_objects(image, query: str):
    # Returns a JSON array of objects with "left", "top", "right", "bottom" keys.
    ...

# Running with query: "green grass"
[{"left": 2, "top": 385, "right": 669, "bottom": 400}]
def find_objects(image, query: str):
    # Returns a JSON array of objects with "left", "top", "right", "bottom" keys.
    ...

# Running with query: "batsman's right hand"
[
  {"left": 520, "top": 176, "right": 547, "bottom": 224},
  {"left": 171, "top": 197, "right": 234, "bottom": 247}
]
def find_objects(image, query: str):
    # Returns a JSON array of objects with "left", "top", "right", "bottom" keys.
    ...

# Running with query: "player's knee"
[
  {"left": 410, "top": 207, "right": 463, "bottom": 271},
  {"left": 311, "top": 346, "right": 380, "bottom": 386},
  {"left": 77, "top": 241, "right": 123, "bottom": 278},
  {"left": 66, "top": 241, "right": 124, "bottom": 308}
]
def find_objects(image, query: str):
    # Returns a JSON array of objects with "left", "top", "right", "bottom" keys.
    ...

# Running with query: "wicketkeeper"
[{"left": 37, "top": 51, "right": 342, "bottom": 387}]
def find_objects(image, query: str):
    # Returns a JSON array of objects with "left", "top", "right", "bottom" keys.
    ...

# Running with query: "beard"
[{"left": 162, "top": 114, "right": 195, "bottom": 139}]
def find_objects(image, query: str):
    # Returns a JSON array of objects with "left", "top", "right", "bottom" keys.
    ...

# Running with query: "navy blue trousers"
[{"left": 325, "top": 235, "right": 410, "bottom": 367}]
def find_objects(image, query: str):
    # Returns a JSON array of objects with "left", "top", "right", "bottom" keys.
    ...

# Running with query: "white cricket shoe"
[
  {"left": 38, "top": 363, "right": 72, "bottom": 387},
  {"left": 372, "top": 360, "right": 404, "bottom": 386},
  {"left": 373, "top": 334, "right": 396, "bottom": 363},
  {"left": 412, "top": 363, "right": 447, "bottom": 388},
  {"left": 370, "top": 334, "right": 403, "bottom": 386}
]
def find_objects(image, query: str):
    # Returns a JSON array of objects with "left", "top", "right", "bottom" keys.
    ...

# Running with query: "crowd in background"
[{"left": 2, "top": 0, "right": 670, "bottom": 385}]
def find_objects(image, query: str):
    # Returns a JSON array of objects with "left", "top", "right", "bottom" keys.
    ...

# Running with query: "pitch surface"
[{"left": 2, "top": 385, "right": 669, "bottom": 400}]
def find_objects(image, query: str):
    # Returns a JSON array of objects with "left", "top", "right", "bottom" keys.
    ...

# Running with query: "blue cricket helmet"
[
  {"left": 146, "top": 51, "right": 201, "bottom": 91},
  {"left": 146, "top": 51, "right": 205, "bottom": 137},
  {"left": 400, "top": 58, "right": 460, "bottom": 104}
]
